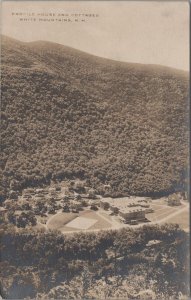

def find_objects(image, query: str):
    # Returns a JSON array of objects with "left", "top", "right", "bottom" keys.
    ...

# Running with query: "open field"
[
  {"left": 99, "top": 211, "right": 116, "bottom": 221},
  {"left": 47, "top": 212, "right": 78, "bottom": 230},
  {"left": 46, "top": 210, "right": 112, "bottom": 232},
  {"left": 160, "top": 209, "right": 189, "bottom": 231},
  {"left": 147, "top": 206, "right": 178, "bottom": 222},
  {"left": 150, "top": 204, "right": 177, "bottom": 212},
  {"left": 145, "top": 200, "right": 189, "bottom": 231},
  {"left": 80, "top": 211, "right": 112, "bottom": 230},
  {"left": 66, "top": 217, "right": 97, "bottom": 230}
]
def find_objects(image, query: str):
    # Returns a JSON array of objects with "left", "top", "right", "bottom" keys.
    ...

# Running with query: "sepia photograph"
[{"left": 0, "top": 0, "right": 190, "bottom": 299}]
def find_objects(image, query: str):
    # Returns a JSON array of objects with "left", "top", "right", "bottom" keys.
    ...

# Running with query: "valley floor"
[
  {"left": 3, "top": 182, "right": 189, "bottom": 235},
  {"left": 44, "top": 198, "right": 189, "bottom": 234}
]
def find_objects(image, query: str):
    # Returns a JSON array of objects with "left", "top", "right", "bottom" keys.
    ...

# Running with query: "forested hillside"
[
  {"left": 0, "top": 222, "right": 189, "bottom": 299},
  {"left": 1, "top": 35, "right": 189, "bottom": 200}
]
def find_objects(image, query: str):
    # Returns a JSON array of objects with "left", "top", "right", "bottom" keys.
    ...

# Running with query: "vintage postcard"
[{"left": 0, "top": 1, "right": 190, "bottom": 299}]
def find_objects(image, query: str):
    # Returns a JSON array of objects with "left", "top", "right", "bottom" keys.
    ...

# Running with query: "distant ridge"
[{"left": 1, "top": 35, "right": 188, "bottom": 75}]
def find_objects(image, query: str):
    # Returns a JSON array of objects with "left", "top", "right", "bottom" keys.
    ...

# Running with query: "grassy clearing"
[
  {"left": 147, "top": 203, "right": 178, "bottom": 222},
  {"left": 80, "top": 211, "right": 111, "bottom": 230},
  {"left": 147, "top": 210, "right": 175, "bottom": 222},
  {"left": 151, "top": 205, "right": 177, "bottom": 213},
  {"left": 52, "top": 210, "right": 112, "bottom": 232},
  {"left": 164, "top": 210, "right": 189, "bottom": 231},
  {"left": 47, "top": 212, "right": 78, "bottom": 230},
  {"left": 99, "top": 211, "right": 113, "bottom": 221}
]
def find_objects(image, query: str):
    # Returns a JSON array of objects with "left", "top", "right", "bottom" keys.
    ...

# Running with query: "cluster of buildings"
[
  {"left": 100, "top": 197, "right": 153, "bottom": 224},
  {"left": 23, "top": 187, "right": 61, "bottom": 199},
  {"left": 19, "top": 185, "right": 98, "bottom": 213}
]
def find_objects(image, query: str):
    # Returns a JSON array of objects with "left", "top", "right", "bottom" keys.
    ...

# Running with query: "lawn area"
[
  {"left": 79, "top": 210, "right": 111, "bottom": 229},
  {"left": 48, "top": 210, "right": 112, "bottom": 233},
  {"left": 150, "top": 204, "right": 177, "bottom": 213},
  {"left": 147, "top": 206, "right": 177, "bottom": 222},
  {"left": 151, "top": 198, "right": 168, "bottom": 205},
  {"left": 99, "top": 211, "right": 114, "bottom": 221},
  {"left": 47, "top": 212, "right": 78, "bottom": 230},
  {"left": 146, "top": 202, "right": 189, "bottom": 232},
  {"left": 164, "top": 209, "right": 189, "bottom": 231}
]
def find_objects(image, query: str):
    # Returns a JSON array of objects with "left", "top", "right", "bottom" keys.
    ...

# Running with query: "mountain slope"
[{"left": 1, "top": 35, "right": 189, "bottom": 200}]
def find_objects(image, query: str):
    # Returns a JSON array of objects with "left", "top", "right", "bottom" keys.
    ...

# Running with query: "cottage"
[
  {"left": 146, "top": 240, "right": 162, "bottom": 247},
  {"left": 22, "top": 194, "right": 32, "bottom": 200},
  {"left": 0, "top": 207, "right": 7, "bottom": 216},
  {"left": 103, "top": 184, "right": 111, "bottom": 191},
  {"left": 36, "top": 188, "right": 44, "bottom": 193},
  {"left": 35, "top": 193, "right": 45, "bottom": 198},
  {"left": 9, "top": 190, "right": 18, "bottom": 199},
  {"left": 23, "top": 188, "right": 35, "bottom": 195},
  {"left": 49, "top": 187, "right": 56, "bottom": 192},
  {"left": 24, "top": 188, "right": 35, "bottom": 192}
]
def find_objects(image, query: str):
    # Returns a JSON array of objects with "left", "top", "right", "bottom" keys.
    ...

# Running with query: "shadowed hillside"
[{"left": 1, "top": 35, "right": 189, "bottom": 200}]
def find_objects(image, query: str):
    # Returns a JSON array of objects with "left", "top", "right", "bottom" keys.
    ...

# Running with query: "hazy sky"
[{"left": 1, "top": 1, "right": 189, "bottom": 71}]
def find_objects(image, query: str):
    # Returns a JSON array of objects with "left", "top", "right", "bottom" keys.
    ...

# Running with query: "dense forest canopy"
[
  {"left": 0, "top": 221, "right": 189, "bottom": 299},
  {"left": 1, "top": 35, "right": 189, "bottom": 200}
]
